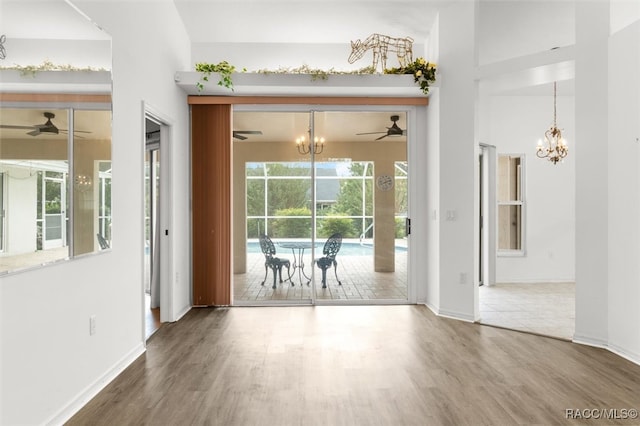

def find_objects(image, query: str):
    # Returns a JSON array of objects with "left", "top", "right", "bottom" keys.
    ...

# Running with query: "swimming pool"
[{"left": 246, "top": 241, "right": 406, "bottom": 256}]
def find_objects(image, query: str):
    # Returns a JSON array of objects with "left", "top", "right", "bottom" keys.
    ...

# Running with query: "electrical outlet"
[{"left": 89, "top": 315, "right": 97, "bottom": 336}]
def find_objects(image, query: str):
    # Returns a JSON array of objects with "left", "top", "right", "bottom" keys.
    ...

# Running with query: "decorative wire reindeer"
[{"left": 348, "top": 33, "right": 414, "bottom": 72}]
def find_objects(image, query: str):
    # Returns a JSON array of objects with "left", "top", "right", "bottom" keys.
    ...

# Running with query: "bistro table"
[{"left": 277, "top": 241, "right": 319, "bottom": 286}]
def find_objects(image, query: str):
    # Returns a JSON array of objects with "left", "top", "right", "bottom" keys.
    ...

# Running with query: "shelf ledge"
[{"left": 174, "top": 71, "right": 435, "bottom": 98}]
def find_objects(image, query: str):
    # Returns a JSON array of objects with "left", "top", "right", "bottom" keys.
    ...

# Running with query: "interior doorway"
[{"left": 144, "top": 117, "right": 161, "bottom": 339}]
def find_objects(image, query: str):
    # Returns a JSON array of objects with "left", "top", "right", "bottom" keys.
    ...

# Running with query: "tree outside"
[{"left": 246, "top": 161, "right": 411, "bottom": 240}]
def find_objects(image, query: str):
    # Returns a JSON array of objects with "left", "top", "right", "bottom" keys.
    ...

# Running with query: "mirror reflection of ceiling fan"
[
  {"left": 0, "top": 112, "right": 92, "bottom": 138},
  {"left": 233, "top": 130, "right": 262, "bottom": 140},
  {"left": 356, "top": 115, "right": 406, "bottom": 140}
]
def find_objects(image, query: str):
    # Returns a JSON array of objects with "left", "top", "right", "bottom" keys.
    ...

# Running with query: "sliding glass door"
[{"left": 232, "top": 109, "right": 409, "bottom": 305}]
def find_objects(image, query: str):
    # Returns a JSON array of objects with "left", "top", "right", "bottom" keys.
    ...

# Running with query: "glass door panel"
[
  {"left": 144, "top": 141, "right": 160, "bottom": 297},
  {"left": 43, "top": 171, "right": 67, "bottom": 250},
  {"left": 312, "top": 111, "right": 408, "bottom": 302},
  {"left": 233, "top": 109, "right": 409, "bottom": 304},
  {"left": 233, "top": 111, "right": 313, "bottom": 304}
]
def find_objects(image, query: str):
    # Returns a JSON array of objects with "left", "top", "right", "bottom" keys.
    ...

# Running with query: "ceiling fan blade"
[
  {"left": 59, "top": 129, "right": 93, "bottom": 134},
  {"left": 233, "top": 130, "right": 262, "bottom": 140},
  {"left": 375, "top": 134, "right": 388, "bottom": 141},
  {"left": 0, "top": 124, "right": 37, "bottom": 130},
  {"left": 59, "top": 130, "right": 86, "bottom": 139},
  {"left": 356, "top": 131, "right": 386, "bottom": 136},
  {"left": 27, "top": 129, "right": 41, "bottom": 136}
]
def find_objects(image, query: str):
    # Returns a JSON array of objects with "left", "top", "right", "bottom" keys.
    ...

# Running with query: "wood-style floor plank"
[{"left": 67, "top": 306, "right": 640, "bottom": 425}]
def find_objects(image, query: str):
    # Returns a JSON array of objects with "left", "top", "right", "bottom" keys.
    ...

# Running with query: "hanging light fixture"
[
  {"left": 296, "top": 133, "right": 325, "bottom": 155},
  {"left": 536, "top": 81, "right": 568, "bottom": 164}
]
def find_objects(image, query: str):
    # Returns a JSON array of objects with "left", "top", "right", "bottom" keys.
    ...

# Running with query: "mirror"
[{"left": 0, "top": 1, "right": 112, "bottom": 274}]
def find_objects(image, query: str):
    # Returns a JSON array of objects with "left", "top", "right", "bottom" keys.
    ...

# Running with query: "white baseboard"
[
  {"left": 494, "top": 280, "right": 575, "bottom": 285},
  {"left": 424, "top": 301, "right": 439, "bottom": 316},
  {"left": 573, "top": 334, "right": 640, "bottom": 367},
  {"left": 174, "top": 305, "right": 191, "bottom": 322},
  {"left": 421, "top": 302, "right": 475, "bottom": 322},
  {"left": 436, "top": 308, "right": 476, "bottom": 323},
  {"left": 46, "top": 343, "right": 146, "bottom": 426},
  {"left": 607, "top": 343, "right": 640, "bottom": 366},
  {"left": 572, "top": 333, "right": 608, "bottom": 348}
]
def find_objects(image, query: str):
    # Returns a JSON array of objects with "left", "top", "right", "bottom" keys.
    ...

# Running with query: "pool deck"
[{"left": 234, "top": 249, "right": 408, "bottom": 303}]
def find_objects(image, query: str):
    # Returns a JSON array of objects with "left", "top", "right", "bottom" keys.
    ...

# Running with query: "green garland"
[
  {"left": 0, "top": 59, "right": 106, "bottom": 77},
  {"left": 194, "top": 57, "right": 437, "bottom": 95},
  {"left": 385, "top": 57, "right": 437, "bottom": 95},
  {"left": 256, "top": 65, "right": 377, "bottom": 81},
  {"left": 195, "top": 61, "right": 246, "bottom": 92}
]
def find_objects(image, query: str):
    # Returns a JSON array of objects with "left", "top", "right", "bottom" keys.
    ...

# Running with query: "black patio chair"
[
  {"left": 315, "top": 233, "right": 343, "bottom": 288},
  {"left": 97, "top": 233, "right": 110, "bottom": 250},
  {"left": 259, "top": 234, "right": 293, "bottom": 289}
]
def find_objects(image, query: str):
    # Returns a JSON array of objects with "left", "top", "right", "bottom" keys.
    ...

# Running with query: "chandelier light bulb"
[{"left": 296, "top": 131, "right": 325, "bottom": 155}]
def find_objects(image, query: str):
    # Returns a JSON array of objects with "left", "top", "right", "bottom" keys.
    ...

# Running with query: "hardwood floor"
[
  {"left": 145, "top": 294, "right": 161, "bottom": 340},
  {"left": 67, "top": 306, "right": 640, "bottom": 425}
]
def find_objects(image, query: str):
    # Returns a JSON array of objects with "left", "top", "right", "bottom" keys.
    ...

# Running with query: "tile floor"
[
  {"left": 478, "top": 282, "right": 575, "bottom": 340},
  {"left": 234, "top": 252, "right": 408, "bottom": 302},
  {"left": 0, "top": 246, "right": 69, "bottom": 274}
]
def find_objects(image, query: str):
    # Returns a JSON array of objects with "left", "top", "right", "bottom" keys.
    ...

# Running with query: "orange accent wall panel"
[{"left": 191, "top": 104, "right": 232, "bottom": 306}]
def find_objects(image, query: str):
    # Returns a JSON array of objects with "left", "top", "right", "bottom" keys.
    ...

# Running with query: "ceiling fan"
[
  {"left": 0, "top": 112, "right": 92, "bottom": 137},
  {"left": 233, "top": 130, "right": 262, "bottom": 140},
  {"left": 356, "top": 115, "right": 406, "bottom": 140}
]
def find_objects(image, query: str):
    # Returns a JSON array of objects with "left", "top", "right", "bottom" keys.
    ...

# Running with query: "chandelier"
[
  {"left": 296, "top": 134, "right": 325, "bottom": 155},
  {"left": 74, "top": 174, "right": 92, "bottom": 192},
  {"left": 536, "top": 81, "right": 568, "bottom": 164}
]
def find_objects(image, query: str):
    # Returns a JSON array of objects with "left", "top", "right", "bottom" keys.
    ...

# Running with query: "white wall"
[
  {"left": 424, "top": 15, "right": 440, "bottom": 310},
  {"left": 574, "top": 0, "right": 610, "bottom": 348},
  {"left": 489, "top": 95, "right": 575, "bottom": 283},
  {"left": 607, "top": 19, "right": 640, "bottom": 361},
  {"left": 431, "top": 1, "right": 477, "bottom": 321},
  {"left": 611, "top": 0, "right": 640, "bottom": 34},
  {"left": 4, "top": 39, "right": 112, "bottom": 70},
  {"left": 0, "top": 1, "right": 192, "bottom": 424}
]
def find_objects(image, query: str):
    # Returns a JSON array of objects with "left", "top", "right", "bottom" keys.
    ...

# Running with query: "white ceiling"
[
  {"left": 173, "top": 0, "right": 439, "bottom": 44},
  {"left": 0, "top": 0, "right": 109, "bottom": 40}
]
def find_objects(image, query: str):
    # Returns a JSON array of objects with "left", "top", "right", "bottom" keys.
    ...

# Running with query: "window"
[
  {"left": 395, "top": 161, "right": 408, "bottom": 238},
  {"left": 0, "top": 107, "right": 112, "bottom": 274},
  {"left": 245, "top": 161, "right": 374, "bottom": 239},
  {"left": 498, "top": 154, "right": 525, "bottom": 255}
]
